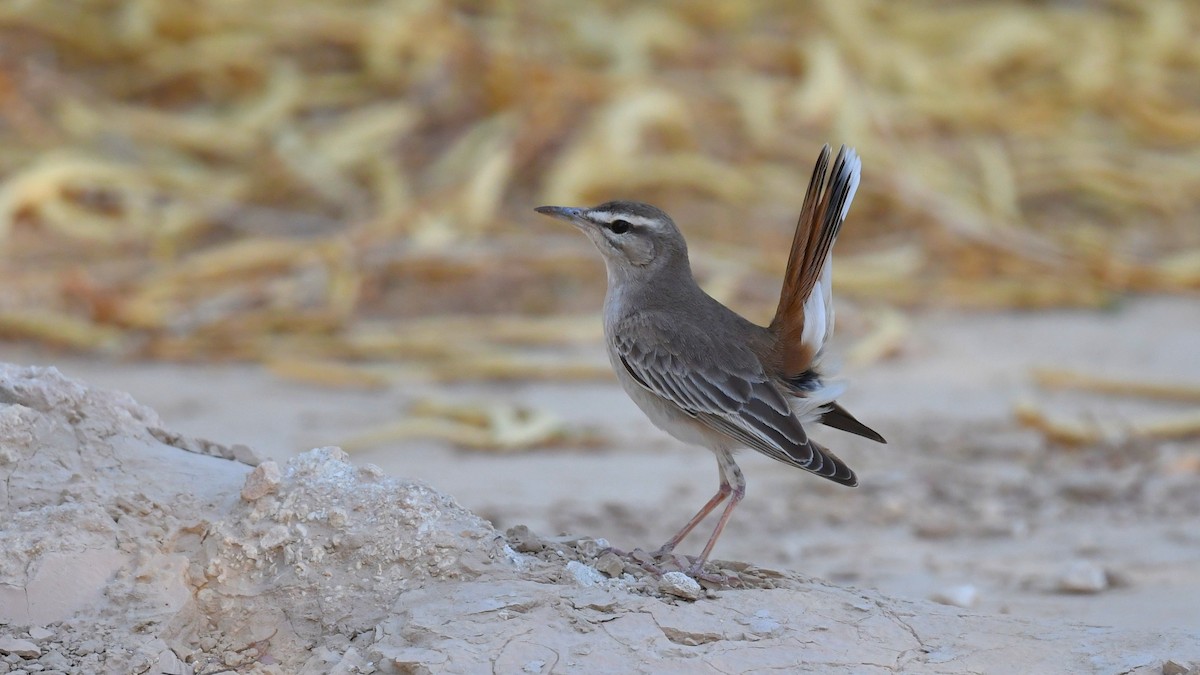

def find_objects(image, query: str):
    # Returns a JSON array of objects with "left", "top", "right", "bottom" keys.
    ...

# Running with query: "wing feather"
[
  {"left": 820, "top": 401, "right": 887, "bottom": 443},
  {"left": 613, "top": 325, "right": 857, "bottom": 486}
]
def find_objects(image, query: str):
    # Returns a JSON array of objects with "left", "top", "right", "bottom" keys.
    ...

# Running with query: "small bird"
[{"left": 535, "top": 144, "right": 885, "bottom": 576}]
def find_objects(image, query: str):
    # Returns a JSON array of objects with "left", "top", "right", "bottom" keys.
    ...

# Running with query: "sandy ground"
[{"left": 1, "top": 296, "right": 1198, "bottom": 672}]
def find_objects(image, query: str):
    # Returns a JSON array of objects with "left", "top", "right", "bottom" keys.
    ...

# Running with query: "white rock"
[
  {"left": 26, "top": 627, "right": 53, "bottom": 642},
  {"left": 931, "top": 584, "right": 979, "bottom": 608},
  {"left": 1057, "top": 560, "right": 1108, "bottom": 594},
  {"left": 659, "top": 571, "right": 702, "bottom": 600},
  {"left": 565, "top": 561, "right": 606, "bottom": 587}
]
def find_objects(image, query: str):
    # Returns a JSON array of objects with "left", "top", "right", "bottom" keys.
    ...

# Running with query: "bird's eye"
[{"left": 608, "top": 219, "right": 631, "bottom": 234}]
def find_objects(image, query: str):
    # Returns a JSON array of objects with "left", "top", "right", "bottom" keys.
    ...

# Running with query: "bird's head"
[{"left": 534, "top": 200, "right": 689, "bottom": 280}]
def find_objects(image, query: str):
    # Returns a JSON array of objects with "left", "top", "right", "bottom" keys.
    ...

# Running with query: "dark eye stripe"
[{"left": 608, "top": 219, "right": 632, "bottom": 234}]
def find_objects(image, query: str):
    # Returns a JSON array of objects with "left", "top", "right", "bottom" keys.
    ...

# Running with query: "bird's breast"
[{"left": 603, "top": 339, "right": 729, "bottom": 450}]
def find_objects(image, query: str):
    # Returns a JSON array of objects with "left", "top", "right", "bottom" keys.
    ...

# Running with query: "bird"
[{"left": 534, "top": 144, "right": 885, "bottom": 577}]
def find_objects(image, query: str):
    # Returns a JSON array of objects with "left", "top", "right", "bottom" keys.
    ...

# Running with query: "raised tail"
[{"left": 769, "top": 144, "right": 861, "bottom": 377}]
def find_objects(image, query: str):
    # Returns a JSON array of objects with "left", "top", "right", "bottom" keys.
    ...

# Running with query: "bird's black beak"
[{"left": 534, "top": 205, "right": 585, "bottom": 223}]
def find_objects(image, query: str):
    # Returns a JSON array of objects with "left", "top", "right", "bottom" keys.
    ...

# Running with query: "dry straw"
[{"left": 0, "top": 0, "right": 1197, "bottom": 377}]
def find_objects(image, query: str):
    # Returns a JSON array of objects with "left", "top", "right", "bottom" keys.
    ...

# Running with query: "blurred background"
[
  {"left": 1, "top": 0, "right": 1197, "bottom": 363},
  {"left": 1, "top": 0, "right": 1198, "bottom": 630}
]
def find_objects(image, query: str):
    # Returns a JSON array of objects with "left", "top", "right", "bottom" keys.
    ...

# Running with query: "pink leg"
[
  {"left": 691, "top": 451, "right": 746, "bottom": 572},
  {"left": 655, "top": 482, "right": 731, "bottom": 555}
]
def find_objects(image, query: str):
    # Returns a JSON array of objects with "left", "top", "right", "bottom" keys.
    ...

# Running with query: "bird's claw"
[{"left": 598, "top": 546, "right": 741, "bottom": 587}]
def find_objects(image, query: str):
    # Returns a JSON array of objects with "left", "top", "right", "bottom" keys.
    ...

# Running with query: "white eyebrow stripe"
[
  {"left": 624, "top": 215, "right": 659, "bottom": 228},
  {"left": 588, "top": 212, "right": 660, "bottom": 229}
]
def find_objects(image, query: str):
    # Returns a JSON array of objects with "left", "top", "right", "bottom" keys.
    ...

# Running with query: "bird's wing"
[
  {"left": 612, "top": 325, "right": 857, "bottom": 486},
  {"left": 770, "top": 144, "right": 861, "bottom": 377}
]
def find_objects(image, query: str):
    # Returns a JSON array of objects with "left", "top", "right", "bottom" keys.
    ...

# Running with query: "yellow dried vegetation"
[
  {"left": 1016, "top": 367, "right": 1200, "bottom": 446},
  {"left": 0, "top": 0, "right": 1197, "bottom": 376},
  {"left": 339, "top": 397, "right": 606, "bottom": 454}
]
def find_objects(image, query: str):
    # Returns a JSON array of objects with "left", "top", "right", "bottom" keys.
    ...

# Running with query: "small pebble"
[
  {"left": 931, "top": 584, "right": 979, "bottom": 608},
  {"left": 630, "top": 549, "right": 656, "bottom": 565},
  {"left": 24, "top": 630, "right": 51, "bottom": 643},
  {"left": 573, "top": 538, "right": 606, "bottom": 558},
  {"left": 659, "top": 571, "right": 702, "bottom": 601},
  {"left": 593, "top": 552, "right": 625, "bottom": 578},
  {"left": 1057, "top": 560, "right": 1108, "bottom": 594},
  {"left": 240, "top": 461, "right": 282, "bottom": 501}
]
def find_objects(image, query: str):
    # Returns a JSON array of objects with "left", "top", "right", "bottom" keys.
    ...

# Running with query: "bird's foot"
[
  {"left": 656, "top": 552, "right": 740, "bottom": 587},
  {"left": 600, "top": 547, "right": 740, "bottom": 587},
  {"left": 684, "top": 561, "right": 740, "bottom": 587}
]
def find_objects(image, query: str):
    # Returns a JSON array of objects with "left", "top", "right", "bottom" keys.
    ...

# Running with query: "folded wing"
[{"left": 613, "top": 326, "right": 857, "bottom": 487}]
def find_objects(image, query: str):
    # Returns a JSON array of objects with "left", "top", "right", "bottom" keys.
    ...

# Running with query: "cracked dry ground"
[{"left": 2, "top": 299, "right": 1199, "bottom": 672}]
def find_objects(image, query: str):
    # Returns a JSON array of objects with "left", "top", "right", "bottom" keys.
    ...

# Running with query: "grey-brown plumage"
[{"left": 534, "top": 144, "right": 884, "bottom": 573}]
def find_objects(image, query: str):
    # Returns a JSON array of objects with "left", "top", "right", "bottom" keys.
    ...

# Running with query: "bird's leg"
[
  {"left": 688, "top": 452, "right": 746, "bottom": 576},
  {"left": 653, "top": 467, "right": 732, "bottom": 557}
]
